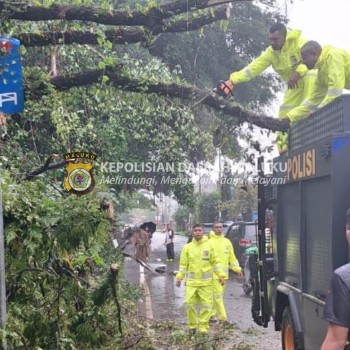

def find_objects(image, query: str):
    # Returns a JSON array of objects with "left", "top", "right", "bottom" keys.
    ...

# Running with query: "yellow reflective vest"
[
  {"left": 230, "top": 29, "right": 308, "bottom": 84},
  {"left": 209, "top": 234, "right": 242, "bottom": 279},
  {"left": 176, "top": 236, "right": 225, "bottom": 286},
  {"left": 287, "top": 46, "right": 350, "bottom": 121}
]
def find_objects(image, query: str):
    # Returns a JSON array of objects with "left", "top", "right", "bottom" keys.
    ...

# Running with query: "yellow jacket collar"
[
  {"left": 315, "top": 45, "right": 331, "bottom": 69},
  {"left": 280, "top": 29, "right": 302, "bottom": 52},
  {"left": 193, "top": 235, "right": 208, "bottom": 244}
]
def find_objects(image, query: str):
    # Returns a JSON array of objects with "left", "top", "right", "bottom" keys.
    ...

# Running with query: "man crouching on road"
[{"left": 175, "top": 224, "right": 225, "bottom": 336}]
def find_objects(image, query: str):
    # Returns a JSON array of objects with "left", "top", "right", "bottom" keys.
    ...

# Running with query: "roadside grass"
[{"left": 121, "top": 317, "right": 259, "bottom": 350}]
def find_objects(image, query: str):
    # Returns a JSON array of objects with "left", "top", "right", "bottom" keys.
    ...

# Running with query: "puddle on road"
[
  {"left": 146, "top": 268, "right": 186, "bottom": 323},
  {"left": 145, "top": 233, "right": 191, "bottom": 323}
]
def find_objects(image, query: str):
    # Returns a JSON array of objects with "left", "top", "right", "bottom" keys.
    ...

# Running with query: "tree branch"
[
  {"left": 46, "top": 68, "right": 286, "bottom": 132},
  {"left": 24, "top": 156, "right": 67, "bottom": 181},
  {"left": 16, "top": 6, "right": 230, "bottom": 47},
  {"left": 1, "top": 0, "right": 249, "bottom": 26}
]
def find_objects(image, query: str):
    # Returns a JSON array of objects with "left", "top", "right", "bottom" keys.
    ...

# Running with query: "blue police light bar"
[{"left": 0, "top": 37, "right": 24, "bottom": 114}]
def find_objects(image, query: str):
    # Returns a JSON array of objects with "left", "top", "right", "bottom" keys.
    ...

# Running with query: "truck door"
[{"left": 251, "top": 158, "right": 274, "bottom": 327}]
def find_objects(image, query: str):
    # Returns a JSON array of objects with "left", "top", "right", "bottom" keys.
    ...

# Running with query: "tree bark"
[
  {"left": 48, "top": 68, "right": 286, "bottom": 132},
  {"left": 1, "top": 0, "right": 250, "bottom": 26},
  {"left": 16, "top": 6, "right": 230, "bottom": 47}
]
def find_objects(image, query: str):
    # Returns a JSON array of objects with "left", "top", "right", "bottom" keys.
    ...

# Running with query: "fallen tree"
[{"left": 45, "top": 67, "right": 287, "bottom": 132}]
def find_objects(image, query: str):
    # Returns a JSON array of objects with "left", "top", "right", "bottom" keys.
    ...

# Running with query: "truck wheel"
[{"left": 282, "top": 307, "right": 300, "bottom": 350}]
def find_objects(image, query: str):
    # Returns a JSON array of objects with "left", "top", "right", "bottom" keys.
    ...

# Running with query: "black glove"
[
  {"left": 216, "top": 80, "right": 234, "bottom": 97},
  {"left": 280, "top": 117, "right": 291, "bottom": 130}
]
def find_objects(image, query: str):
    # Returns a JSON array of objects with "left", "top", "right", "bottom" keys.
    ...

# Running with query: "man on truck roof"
[
  {"left": 287, "top": 41, "right": 350, "bottom": 122},
  {"left": 320, "top": 208, "right": 350, "bottom": 350},
  {"left": 217, "top": 22, "right": 316, "bottom": 153}
]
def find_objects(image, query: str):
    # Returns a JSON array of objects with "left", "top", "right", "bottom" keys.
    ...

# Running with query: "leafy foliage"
[
  {"left": 1, "top": 169, "right": 134, "bottom": 349},
  {"left": 197, "top": 191, "right": 221, "bottom": 223},
  {"left": 0, "top": 0, "right": 284, "bottom": 347}
]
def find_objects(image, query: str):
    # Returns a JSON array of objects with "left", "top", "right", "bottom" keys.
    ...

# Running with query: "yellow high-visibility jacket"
[
  {"left": 230, "top": 29, "right": 308, "bottom": 84},
  {"left": 287, "top": 46, "right": 350, "bottom": 121},
  {"left": 176, "top": 236, "right": 225, "bottom": 287},
  {"left": 209, "top": 234, "right": 241, "bottom": 279}
]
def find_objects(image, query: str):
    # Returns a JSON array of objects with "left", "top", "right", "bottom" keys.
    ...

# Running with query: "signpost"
[{"left": 0, "top": 36, "right": 23, "bottom": 349}]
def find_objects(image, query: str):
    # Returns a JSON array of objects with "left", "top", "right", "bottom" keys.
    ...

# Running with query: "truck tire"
[{"left": 282, "top": 307, "right": 300, "bottom": 350}]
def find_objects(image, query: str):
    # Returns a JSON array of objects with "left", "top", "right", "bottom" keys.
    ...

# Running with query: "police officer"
[
  {"left": 287, "top": 41, "right": 350, "bottom": 122},
  {"left": 209, "top": 221, "right": 243, "bottom": 323},
  {"left": 175, "top": 224, "right": 225, "bottom": 335},
  {"left": 218, "top": 22, "right": 316, "bottom": 153}
]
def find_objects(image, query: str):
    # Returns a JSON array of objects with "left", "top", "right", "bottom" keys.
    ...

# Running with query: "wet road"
[{"left": 127, "top": 231, "right": 281, "bottom": 349}]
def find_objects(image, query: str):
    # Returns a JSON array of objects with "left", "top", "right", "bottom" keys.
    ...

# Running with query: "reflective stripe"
[
  {"left": 179, "top": 268, "right": 187, "bottom": 272},
  {"left": 213, "top": 265, "right": 221, "bottom": 271},
  {"left": 214, "top": 294, "right": 223, "bottom": 299},
  {"left": 186, "top": 272, "right": 213, "bottom": 280},
  {"left": 327, "top": 89, "right": 342, "bottom": 96},
  {"left": 244, "top": 67, "right": 253, "bottom": 79},
  {"left": 202, "top": 273, "right": 213, "bottom": 279},
  {"left": 279, "top": 105, "right": 295, "bottom": 111},
  {"left": 185, "top": 306, "right": 195, "bottom": 310},
  {"left": 306, "top": 71, "right": 317, "bottom": 77},
  {"left": 200, "top": 305, "right": 212, "bottom": 310},
  {"left": 224, "top": 268, "right": 229, "bottom": 274},
  {"left": 300, "top": 98, "right": 317, "bottom": 111},
  {"left": 301, "top": 100, "right": 314, "bottom": 107}
]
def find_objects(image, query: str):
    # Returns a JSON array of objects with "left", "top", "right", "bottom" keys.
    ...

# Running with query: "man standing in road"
[
  {"left": 209, "top": 221, "right": 243, "bottom": 323},
  {"left": 320, "top": 208, "right": 350, "bottom": 350},
  {"left": 165, "top": 223, "right": 175, "bottom": 262},
  {"left": 175, "top": 224, "right": 225, "bottom": 335}
]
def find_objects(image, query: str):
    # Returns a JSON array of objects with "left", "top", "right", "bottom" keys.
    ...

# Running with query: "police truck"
[{"left": 251, "top": 95, "right": 350, "bottom": 350}]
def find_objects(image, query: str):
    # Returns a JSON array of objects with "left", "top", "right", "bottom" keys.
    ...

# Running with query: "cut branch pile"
[{"left": 121, "top": 227, "right": 151, "bottom": 262}]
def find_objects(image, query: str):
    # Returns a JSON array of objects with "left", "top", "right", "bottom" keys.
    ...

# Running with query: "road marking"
[{"left": 140, "top": 265, "right": 154, "bottom": 320}]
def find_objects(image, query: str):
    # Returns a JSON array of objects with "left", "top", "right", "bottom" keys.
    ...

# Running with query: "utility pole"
[
  {"left": 218, "top": 147, "right": 222, "bottom": 221},
  {"left": 0, "top": 165, "right": 7, "bottom": 350}
]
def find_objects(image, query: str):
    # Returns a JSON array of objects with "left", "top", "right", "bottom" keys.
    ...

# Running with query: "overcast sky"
[{"left": 285, "top": 0, "right": 350, "bottom": 51}]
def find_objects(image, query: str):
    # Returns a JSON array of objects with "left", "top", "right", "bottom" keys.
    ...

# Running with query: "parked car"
[
  {"left": 225, "top": 221, "right": 258, "bottom": 268},
  {"left": 202, "top": 223, "right": 214, "bottom": 236},
  {"left": 202, "top": 222, "right": 230, "bottom": 236}
]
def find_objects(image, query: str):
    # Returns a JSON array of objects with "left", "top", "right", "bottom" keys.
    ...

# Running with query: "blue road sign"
[{"left": 0, "top": 37, "right": 24, "bottom": 114}]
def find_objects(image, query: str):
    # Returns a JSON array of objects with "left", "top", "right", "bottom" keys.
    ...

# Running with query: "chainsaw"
[{"left": 191, "top": 79, "right": 234, "bottom": 109}]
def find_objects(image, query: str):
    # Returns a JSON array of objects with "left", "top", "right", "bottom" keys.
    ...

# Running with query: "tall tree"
[
  {"left": 197, "top": 191, "right": 221, "bottom": 223},
  {"left": 0, "top": 0, "right": 287, "bottom": 347}
]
